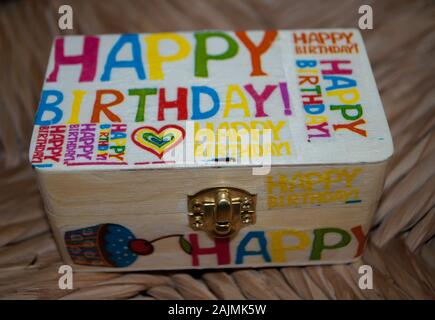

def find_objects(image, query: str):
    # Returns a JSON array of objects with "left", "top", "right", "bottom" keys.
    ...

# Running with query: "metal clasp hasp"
[{"left": 187, "top": 187, "right": 257, "bottom": 238}]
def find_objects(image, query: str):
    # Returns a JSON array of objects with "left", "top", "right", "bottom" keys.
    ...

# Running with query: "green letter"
[
  {"left": 310, "top": 227, "right": 351, "bottom": 260},
  {"left": 195, "top": 31, "right": 239, "bottom": 77},
  {"left": 128, "top": 88, "right": 157, "bottom": 122}
]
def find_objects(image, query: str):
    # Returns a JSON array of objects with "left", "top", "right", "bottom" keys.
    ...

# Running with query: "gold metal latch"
[{"left": 187, "top": 187, "right": 257, "bottom": 238}]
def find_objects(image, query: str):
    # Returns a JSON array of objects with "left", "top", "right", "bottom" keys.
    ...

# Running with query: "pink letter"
[{"left": 47, "top": 36, "right": 99, "bottom": 82}]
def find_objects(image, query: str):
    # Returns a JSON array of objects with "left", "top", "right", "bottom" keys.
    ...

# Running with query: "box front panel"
[
  {"left": 43, "top": 162, "right": 386, "bottom": 271},
  {"left": 39, "top": 163, "right": 385, "bottom": 216},
  {"left": 49, "top": 207, "right": 373, "bottom": 271}
]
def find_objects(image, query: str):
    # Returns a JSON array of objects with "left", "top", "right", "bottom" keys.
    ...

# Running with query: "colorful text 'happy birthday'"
[{"left": 31, "top": 30, "right": 385, "bottom": 169}]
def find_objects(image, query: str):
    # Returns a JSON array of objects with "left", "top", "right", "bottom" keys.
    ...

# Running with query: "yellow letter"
[
  {"left": 271, "top": 142, "right": 291, "bottom": 156},
  {"left": 145, "top": 33, "right": 191, "bottom": 80},
  {"left": 326, "top": 88, "right": 360, "bottom": 104},
  {"left": 223, "top": 85, "right": 250, "bottom": 118},
  {"left": 342, "top": 167, "right": 362, "bottom": 187},
  {"left": 270, "top": 229, "right": 310, "bottom": 262},
  {"left": 307, "top": 115, "right": 328, "bottom": 125},
  {"left": 67, "top": 90, "right": 87, "bottom": 124},
  {"left": 267, "top": 120, "right": 286, "bottom": 140}
]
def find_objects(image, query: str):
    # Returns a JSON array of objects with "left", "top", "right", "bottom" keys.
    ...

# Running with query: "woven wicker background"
[{"left": 0, "top": 0, "right": 434, "bottom": 299}]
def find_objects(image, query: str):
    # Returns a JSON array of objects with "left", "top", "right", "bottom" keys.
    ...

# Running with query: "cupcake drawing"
[{"left": 64, "top": 223, "right": 191, "bottom": 267}]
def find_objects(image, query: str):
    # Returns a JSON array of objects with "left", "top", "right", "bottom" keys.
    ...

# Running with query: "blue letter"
[
  {"left": 236, "top": 231, "right": 271, "bottom": 264},
  {"left": 191, "top": 86, "right": 220, "bottom": 120},
  {"left": 34, "top": 90, "right": 64, "bottom": 125},
  {"left": 101, "top": 34, "right": 146, "bottom": 81},
  {"left": 323, "top": 75, "right": 357, "bottom": 91}
]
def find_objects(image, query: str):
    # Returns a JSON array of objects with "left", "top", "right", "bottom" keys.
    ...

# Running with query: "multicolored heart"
[{"left": 131, "top": 125, "right": 185, "bottom": 159}]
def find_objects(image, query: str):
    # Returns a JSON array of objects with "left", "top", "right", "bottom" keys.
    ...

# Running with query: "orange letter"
[
  {"left": 236, "top": 31, "right": 277, "bottom": 76},
  {"left": 91, "top": 89, "right": 123, "bottom": 123}
]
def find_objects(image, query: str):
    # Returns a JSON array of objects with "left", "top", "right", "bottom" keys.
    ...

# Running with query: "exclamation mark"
[{"left": 279, "top": 82, "right": 292, "bottom": 116}]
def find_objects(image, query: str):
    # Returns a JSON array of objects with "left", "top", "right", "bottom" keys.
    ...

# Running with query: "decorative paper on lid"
[{"left": 29, "top": 29, "right": 393, "bottom": 171}]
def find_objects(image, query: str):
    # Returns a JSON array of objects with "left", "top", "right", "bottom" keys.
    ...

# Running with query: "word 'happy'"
[
  {"left": 186, "top": 225, "right": 367, "bottom": 266},
  {"left": 47, "top": 31, "right": 278, "bottom": 82}
]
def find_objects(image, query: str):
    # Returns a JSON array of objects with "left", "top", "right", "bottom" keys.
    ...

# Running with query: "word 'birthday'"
[{"left": 35, "top": 83, "right": 292, "bottom": 125}]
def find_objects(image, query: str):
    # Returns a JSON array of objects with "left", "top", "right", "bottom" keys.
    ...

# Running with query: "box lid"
[{"left": 29, "top": 29, "right": 393, "bottom": 171}]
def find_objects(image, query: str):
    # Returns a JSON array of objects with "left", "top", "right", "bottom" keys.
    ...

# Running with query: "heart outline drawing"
[{"left": 131, "top": 125, "right": 185, "bottom": 159}]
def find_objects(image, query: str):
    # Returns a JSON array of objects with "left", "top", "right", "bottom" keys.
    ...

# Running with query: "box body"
[
  {"left": 30, "top": 29, "right": 393, "bottom": 271},
  {"left": 41, "top": 163, "right": 387, "bottom": 270}
]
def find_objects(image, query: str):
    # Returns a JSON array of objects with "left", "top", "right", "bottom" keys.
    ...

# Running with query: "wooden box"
[{"left": 29, "top": 29, "right": 393, "bottom": 271}]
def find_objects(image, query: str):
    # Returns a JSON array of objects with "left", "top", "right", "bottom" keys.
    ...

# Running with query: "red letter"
[
  {"left": 307, "top": 122, "right": 331, "bottom": 139},
  {"left": 333, "top": 118, "right": 367, "bottom": 137},
  {"left": 351, "top": 226, "right": 368, "bottom": 257},
  {"left": 158, "top": 88, "right": 188, "bottom": 121},
  {"left": 244, "top": 84, "right": 277, "bottom": 117},
  {"left": 47, "top": 36, "right": 99, "bottom": 82},
  {"left": 320, "top": 60, "right": 352, "bottom": 75},
  {"left": 91, "top": 90, "right": 123, "bottom": 123},
  {"left": 236, "top": 31, "right": 277, "bottom": 76},
  {"left": 189, "top": 234, "right": 230, "bottom": 266}
]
